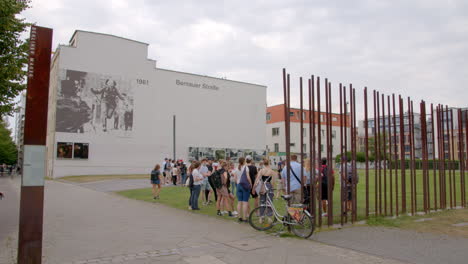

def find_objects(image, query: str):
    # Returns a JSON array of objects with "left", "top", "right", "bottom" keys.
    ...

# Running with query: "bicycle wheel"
[
  {"left": 290, "top": 214, "right": 314, "bottom": 238},
  {"left": 249, "top": 206, "right": 277, "bottom": 231}
]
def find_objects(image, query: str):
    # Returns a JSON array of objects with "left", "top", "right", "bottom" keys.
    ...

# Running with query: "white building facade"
[{"left": 46, "top": 31, "right": 266, "bottom": 178}]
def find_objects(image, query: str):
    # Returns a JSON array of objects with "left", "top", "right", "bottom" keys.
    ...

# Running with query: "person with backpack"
[
  {"left": 236, "top": 157, "right": 252, "bottom": 222},
  {"left": 214, "top": 161, "right": 234, "bottom": 217},
  {"left": 187, "top": 162, "right": 195, "bottom": 210},
  {"left": 180, "top": 161, "right": 187, "bottom": 186},
  {"left": 150, "top": 164, "right": 162, "bottom": 199},
  {"left": 280, "top": 154, "right": 309, "bottom": 204},
  {"left": 246, "top": 156, "right": 259, "bottom": 211},
  {"left": 319, "top": 158, "right": 334, "bottom": 217},
  {"left": 340, "top": 156, "right": 358, "bottom": 213}
]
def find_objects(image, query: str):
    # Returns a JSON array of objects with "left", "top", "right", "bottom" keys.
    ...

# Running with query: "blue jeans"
[
  {"left": 231, "top": 181, "right": 236, "bottom": 195},
  {"left": 181, "top": 173, "right": 187, "bottom": 186},
  {"left": 237, "top": 183, "right": 251, "bottom": 202},
  {"left": 188, "top": 186, "right": 193, "bottom": 206},
  {"left": 190, "top": 185, "right": 201, "bottom": 209}
]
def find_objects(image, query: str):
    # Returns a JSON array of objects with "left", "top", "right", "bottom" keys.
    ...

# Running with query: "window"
[
  {"left": 303, "top": 144, "right": 307, "bottom": 152},
  {"left": 57, "top": 142, "right": 73, "bottom": 159},
  {"left": 303, "top": 128, "right": 307, "bottom": 137},
  {"left": 290, "top": 112, "right": 295, "bottom": 117},
  {"left": 266, "top": 112, "right": 271, "bottom": 121},
  {"left": 320, "top": 144, "right": 324, "bottom": 152},
  {"left": 332, "top": 117, "right": 338, "bottom": 122},
  {"left": 302, "top": 112, "right": 306, "bottom": 120},
  {"left": 320, "top": 115, "right": 324, "bottom": 122},
  {"left": 321, "top": 129, "right": 325, "bottom": 136},
  {"left": 332, "top": 130, "right": 336, "bottom": 138},
  {"left": 57, "top": 142, "right": 89, "bottom": 159},
  {"left": 274, "top": 143, "right": 279, "bottom": 152},
  {"left": 405, "top": 145, "right": 411, "bottom": 152},
  {"left": 290, "top": 143, "right": 296, "bottom": 147},
  {"left": 272, "top": 127, "right": 280, "bottom": 136}
]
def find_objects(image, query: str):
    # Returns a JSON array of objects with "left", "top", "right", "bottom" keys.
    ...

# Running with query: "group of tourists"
[{"left": 149, "top": 154, "right": 358, "bottom": 221}]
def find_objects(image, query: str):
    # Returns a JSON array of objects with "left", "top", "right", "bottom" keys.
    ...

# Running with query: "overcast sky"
[{"left": 21, "top": 0, "right": 468, "bottom": 112}]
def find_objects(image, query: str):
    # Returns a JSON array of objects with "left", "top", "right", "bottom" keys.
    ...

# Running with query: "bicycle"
[{"left": 248, "top": 181, "right": 314, "bottom": 238}]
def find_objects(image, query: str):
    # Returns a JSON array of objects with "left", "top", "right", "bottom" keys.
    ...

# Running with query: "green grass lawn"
[
  {"left": 117, "top": 169, "right": 467, "bottom": 228},
  {"left": 61, "top": 174, "right": 148, "bottom": 183}
]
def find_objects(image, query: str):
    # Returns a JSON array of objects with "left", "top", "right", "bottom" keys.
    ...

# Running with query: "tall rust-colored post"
[
  {"left": 374, "top": 90, "right": 378, "bottom": 214},
  {"left": 309, "top": 77, "right": 317, "bottom": 225},
  {"left": 445, "top": 106, "right": 453, "bottom": 208},
  {"left": 365, "top": 88, "right": 369, "bottom": 218},
  {"left": 352, "top": 88, "right": 358, "bottom": 221},
  {"left": 17, "top": 25, "right": 53, "bottom": 264},
  {"left": 431, "top": 104, "right": 437, "bottom": 210},
  {"left": 340, "top": 84, "right": 344, "bottom": 225},
  {"left": 450, "top": 109, "right": 456, "bottom": 207},
  {"left": 317, "top": 77, "right": 322, "bottom": 227},
  {"left": 300, "top": 77, "right": 304, "bottom": 202},
  {"left": 420, "top": 101, "right": 428, "bottom": 213},
  {"left": 408, "top": 98, "right": 415, "bottom": 215},
  {"left": 399, "top": 96, "right": 406, "bottom": 214},
  {"left": 388, "top": 95, "right": 393, "bottom": 215},
  {"left": 349, "top": 85, "right": 354, "bottom": 222},
  {"left": 457, "top": 109, "right": 464, "bottom": 208},
  {"left": 393, "top": 94, "right": 399, "bottom": 216},
  {"left": 382, "top": 94, "right": 387, "bottom": 215},
  {"left": 326, "top": 80, "right": 333, "bottom": 226},
  {"left": 329, "top": 82, "right": 334, "bottom": 225},
  {"left": 344, "top": 87, "right": 348, "bottom": 223},
  {"left": 377, "top": 92, "right": 382, "bottom": 215},
  {"left": 411, "top": 101, "right": 417, "bottom": 214}
]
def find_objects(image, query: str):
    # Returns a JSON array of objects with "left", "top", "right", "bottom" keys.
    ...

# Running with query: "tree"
[
  {"left": 0, "top": 119, "right": 17, "bottom": 164},
  {"left": 368, "top": 135, "right": 389, "bottom": 160},
  {"left": 335, "top": 151, "right": 367, "bottom": 163},
  {"left": 0, "top": 0, "right": 31, "bottom": 117}
]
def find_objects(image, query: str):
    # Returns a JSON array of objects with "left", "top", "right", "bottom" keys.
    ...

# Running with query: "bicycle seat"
[{"left": 281, "top": 194, "right": 292, "bottom": 201}]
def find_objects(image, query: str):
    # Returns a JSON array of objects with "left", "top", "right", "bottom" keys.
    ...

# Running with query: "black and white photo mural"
[
  {"left": 188, "top": 147, "right": 266, "bottom": 162},
  {"left": 56, "top": 69, "right": 134, "bottom": 136}
]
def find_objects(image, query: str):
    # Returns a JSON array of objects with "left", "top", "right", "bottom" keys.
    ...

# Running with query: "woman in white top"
[
  {"left": 236, "top": 157, "right": 252, "bottom": 222},
  {"left": 190, "top": 161, "right": 204, "bottom": 210}
]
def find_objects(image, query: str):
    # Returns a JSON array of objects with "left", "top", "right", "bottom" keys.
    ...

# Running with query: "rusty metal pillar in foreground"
[
  {"left": 364, "top": 88, "right": 369, "bottom": 218},
  {"left": 392, "top": 94, "right": 399, "bottom": 216},
  {"left": 308, "top": 77, "right": 317, "bottom": 225},
  {"left": 317, "top": 77, "right": 322, "bottom": 227},
  {"left": 431, "top": 104, "right": 437, "bottom": 210},
  {"left": 18, "top": 25, "right": 53, "bottom": 264}
]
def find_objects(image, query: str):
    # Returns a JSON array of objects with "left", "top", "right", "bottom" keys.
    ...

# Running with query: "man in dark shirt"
[
  {"left": 246, "top": 155, "right": 258, "bottom": 209},
  {"left": 206, "top": 159, "right": 217, "bottom": 202}
]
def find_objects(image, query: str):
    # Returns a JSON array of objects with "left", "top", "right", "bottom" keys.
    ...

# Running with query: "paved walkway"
[
  {"left": 1, "top": 179, "right": 407, "bottom": 264},
  {"left": 2, "top": 178, "right": 468, "bottom": 264}
]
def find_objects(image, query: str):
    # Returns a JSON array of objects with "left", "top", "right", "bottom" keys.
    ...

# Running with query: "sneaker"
[
  {"left": 217, "top": 211, "right": 222, "bottom": 216},
  {"left": 188, "top": 206, "right": 192, "bottom": 210},
  {"left": 238, "top": 218, "right": 243, "bottom": 222},
  {"left": 222, "top": 211, "right": 228, "bottom": 214},
  {"left": 232, "top": 211, "right": 238, "bottom": 216}
]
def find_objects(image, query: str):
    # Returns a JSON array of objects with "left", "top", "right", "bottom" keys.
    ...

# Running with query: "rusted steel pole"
[
  {"left": 431, "top": 104, "right": 437, "bottom": 210},
  {"left": 445, "top": 106, "right": 452, "bottom": 208},
  {"left": 439, "top": 105, "right": 446, "bottom": 209},
  {"left": 329, "top": 82, "right": 334, "bottom": 226},
  {"left": 399, "top": 96, "right": 406, "bottom": 214},
  {"left": 457, "top": 109, "right": 464, "bottom": 208},
  {"left": 349, "top": 85, "right": 355, "bottom": 222},
  {"left": 317, "top": 77, "right": 322, "bottom": 227},
  {"left": 408, "top": 98, "right": 415, "bottom": 215},
  {"left": 464, "top": 110, "right": 468, "bottom": 207},
  {"left": 365, "top": 88, "right": 369, "bottom": 218},
  {"left": 340, "top": 84, "right": 344, "bottom": 225},
  {"left": 377, "top": 92, "right": 382, "bottom": 215},
  {"left": 420, "top": 101, "right": 428, "bottom": 213},
  {"left": 352, "top": 88, "right": 358, "bottom": 221},
  {"left": 374, "top": 90, "right": 378, "bottom": 214},
  {"left": 308, "top": 75, "right": 317, "bottom": 225},
  {"left": 382, "top": 94, "right": 387, "bottom": 216},
  {"left": 344, "top": 87, "right": 348, "bottom": 223},
  {"left": 411, "top": 101, "right": 417, "bottom": 214},
  {"left": 300, "top": 77, "right": 304, "bottom": 202},
  {"left": 388, "top": 95, "right": 393, "bottom": 215},
  {"left": 393, "top": 94, "right": 399, "bottom": 216},
  {"left": 309, "top": 76, "right": 317, "bottom": 224},
  {"left": 286, "top": 73, "right": 291, "bottom": 199},
  {"left": 17, "top": 25, "right": 53, "bottom": 264},
  {"left": 450, "top": 109, "right": 456, "bottom": 207}
]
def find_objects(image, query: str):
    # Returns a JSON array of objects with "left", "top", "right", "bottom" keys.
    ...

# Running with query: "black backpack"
[{"left": 211, "top": 169, "right": 223, "bottom": 189}]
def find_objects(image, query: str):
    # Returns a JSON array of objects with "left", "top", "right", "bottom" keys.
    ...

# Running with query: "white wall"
[{"left": 48, "top": 31, "right": 266, "bottom": 178}]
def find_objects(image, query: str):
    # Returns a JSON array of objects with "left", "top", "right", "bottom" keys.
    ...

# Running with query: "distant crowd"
[{"left": 150, "top": 155, "right": 357, "bottom": 221}]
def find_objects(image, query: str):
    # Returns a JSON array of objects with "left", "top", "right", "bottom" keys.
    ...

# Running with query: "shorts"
[
  {"left": 201, "top": 178, "right": 211, "bottom": 191},
  {"left": 151, "top": 179, "right": 160, "bottom": 185},
  {"left": 347, "top": 186, "right": 352, "bottom": 201},
  {"left": 237, "top": 183, "right": 251, "bottom": 202},
  {"left": 321, "top": 184, "right": 328, "bottom": 200}
]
